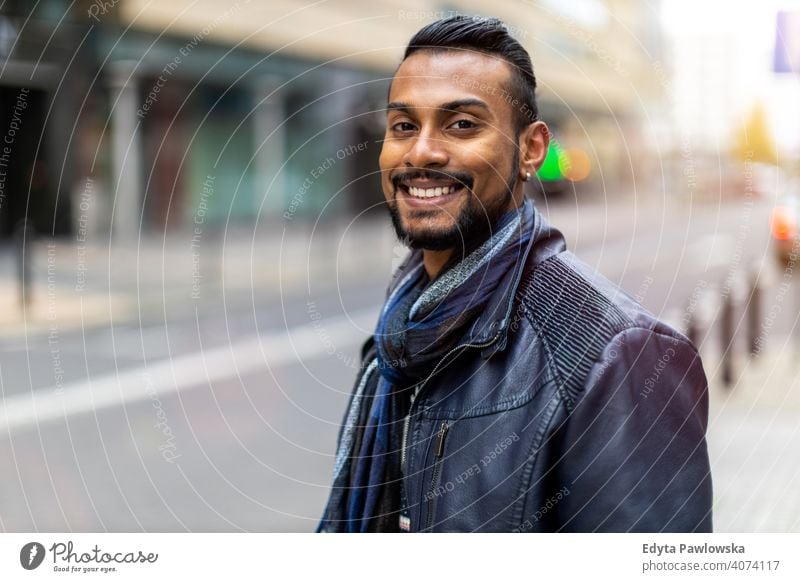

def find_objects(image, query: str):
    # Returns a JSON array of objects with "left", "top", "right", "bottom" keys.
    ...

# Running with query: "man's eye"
[
  {"left": 392, "top": 122, "right": 416, "bottom": 132},
  {"left": 449, "top": 119, "right": 477, "bottom": 130}
]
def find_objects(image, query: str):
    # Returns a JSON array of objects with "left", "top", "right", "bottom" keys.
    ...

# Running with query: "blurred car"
[{"left": 770, "top": 194, "right": 800, "bottom": 266}]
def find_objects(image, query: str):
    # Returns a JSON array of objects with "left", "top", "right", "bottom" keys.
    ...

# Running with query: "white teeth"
[{"left": 407, "top": 185, "right": 456, "bottom": 198}]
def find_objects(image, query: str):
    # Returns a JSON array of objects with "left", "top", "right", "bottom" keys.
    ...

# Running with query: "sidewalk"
[
  {"left": 0, "top": 218, "right": 400, "bottom": 338},
  {"left": 704, "top": 339, "right": 800, "bottom": 532}
]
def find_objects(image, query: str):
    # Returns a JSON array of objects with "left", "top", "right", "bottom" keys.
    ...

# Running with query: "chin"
[
  {"left": 405, "top": 231, "right": 464, "bottom": 251},
  {"left": 392, "top": 213, "right": 470, "bottom": 251},
  {"left": 395, "top": 222, "right": 461, "bottom": 251}
]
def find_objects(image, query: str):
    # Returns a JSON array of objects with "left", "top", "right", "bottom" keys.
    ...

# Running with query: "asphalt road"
[{"left": 1, "top": 196, "right": 794, "bottom": 532}]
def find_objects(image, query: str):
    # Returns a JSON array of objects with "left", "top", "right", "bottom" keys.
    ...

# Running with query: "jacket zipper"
[
  {"left": 424, "top": 421, "right": 449, "bottom": 532},
  {"left": 400, "top": 332, "right": 501, "bottom": 474},
  {"left": 398, "top": 331, "right": 502, "bottom": 531}
]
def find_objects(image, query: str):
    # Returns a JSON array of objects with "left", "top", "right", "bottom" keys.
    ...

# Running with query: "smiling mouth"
[{"left": 397, "top": 182, "right": 466, "bottom": 202}]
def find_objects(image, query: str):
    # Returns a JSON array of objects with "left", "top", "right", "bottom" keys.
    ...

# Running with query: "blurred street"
[
  {"left": 2, "top": 0, "right": 800, "bottom": 537},
  {"left": 1, "top": 194, "right": 798, "bottom": 532}
]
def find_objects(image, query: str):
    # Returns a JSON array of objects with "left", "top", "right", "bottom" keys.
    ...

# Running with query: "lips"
[
  {"left": 396, "top": 174, "right": 469, "bottom": 204},
  {"left": 397, "top": 181, "right": 465, "bottom": 206},
  {"left": 407, "top": 184, "right": 457, "bottom": 198}
]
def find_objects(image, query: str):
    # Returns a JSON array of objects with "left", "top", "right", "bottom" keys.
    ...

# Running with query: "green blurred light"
[{"left": 537, "top": 142, "right": 568, "bottom": 181}]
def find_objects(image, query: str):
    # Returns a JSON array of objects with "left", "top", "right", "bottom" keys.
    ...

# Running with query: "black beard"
[
  {"left": 387, "top": 189, "right": 511, "bottom": 252},
  {"left": 387, "top": 150, "right": 520, "bottom": 253}
]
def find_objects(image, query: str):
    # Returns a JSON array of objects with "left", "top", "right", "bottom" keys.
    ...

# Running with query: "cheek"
[
  {"left": 468, "top": 155, "right": 506, "bottom": 190},
  {"left": 378, "top": 145, "right": 390, "bottom": 170},
  {"left": 463, "top": 139, "right": 507, "bottom": 174},
  {"left": 379, "top": 146, "right": 399, "bottom": 178},
  {"left": 379, "top": 136, "right": 403, "bottom": 167},
  {"left": 482, "top": 145, "right": 515, "bottom": 183},
  {"left": 378, "top": 149, "right": 392, "bottom": 191}
]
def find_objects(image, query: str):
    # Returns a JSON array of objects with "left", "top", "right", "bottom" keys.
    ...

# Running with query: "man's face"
[{"left": 379, "top": 50, "right": 522, "bottom": 251}]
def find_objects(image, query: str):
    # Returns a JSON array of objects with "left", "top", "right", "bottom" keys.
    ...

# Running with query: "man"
[{"left": 318, "top": 15, "right": 712, "bottom": 533}]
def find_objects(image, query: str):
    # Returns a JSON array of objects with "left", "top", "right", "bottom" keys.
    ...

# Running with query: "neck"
[
  {"left": 422, "top": 249, "right": 452, "bottom": 279},
  {"left": 423, "top": 193, "right": 527, "bottom": 279}
]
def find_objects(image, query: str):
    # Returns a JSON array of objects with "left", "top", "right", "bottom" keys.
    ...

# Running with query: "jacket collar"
[
  {"left": 467, "top": 202, "right": 567, "bottom": 358},
  {"left": 384, "top": 199, "right": 567, "bottom": 358}
]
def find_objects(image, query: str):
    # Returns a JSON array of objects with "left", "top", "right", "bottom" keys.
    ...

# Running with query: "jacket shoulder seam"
[{"left": 609, "top": 326, "right": 700, "bottom": 358}]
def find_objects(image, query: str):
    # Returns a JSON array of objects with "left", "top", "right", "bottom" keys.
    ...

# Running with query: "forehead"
[{"left": 389, "top": 50, "right": 514, "bottom": 112}]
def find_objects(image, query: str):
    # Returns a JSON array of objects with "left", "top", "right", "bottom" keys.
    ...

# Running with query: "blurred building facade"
[
  {"left": 661, "top": 2, "right": 799, "bottom": 199},
  {"left": 0, "top": 0, "right": 666, "bottom": 238}
]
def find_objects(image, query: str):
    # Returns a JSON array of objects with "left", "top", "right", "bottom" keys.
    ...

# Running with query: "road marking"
[{"left": 0, "top": 307, "right": 379, "bottom": 433}]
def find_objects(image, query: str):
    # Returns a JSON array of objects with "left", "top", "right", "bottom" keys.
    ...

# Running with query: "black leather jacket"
[{"left": 322, "top": 211, "right": 713, "bottom": 532}]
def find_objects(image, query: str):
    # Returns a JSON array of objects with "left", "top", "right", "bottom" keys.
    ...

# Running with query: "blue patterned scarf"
[{"left": 319, "top": 199, "right": 536, "bottom": 532}]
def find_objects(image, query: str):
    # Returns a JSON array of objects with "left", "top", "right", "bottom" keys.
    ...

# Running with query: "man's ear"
[{"left": 520, "top": 121, "right": 550, "bottom": 175}]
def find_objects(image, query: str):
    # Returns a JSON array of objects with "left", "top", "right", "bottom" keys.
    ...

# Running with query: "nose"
[{"left": 403, "top": 130, "right": 449, "bottom": 168}]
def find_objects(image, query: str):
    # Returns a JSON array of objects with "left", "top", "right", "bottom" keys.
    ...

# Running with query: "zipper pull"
[
  {"left": 399, "top": 514, "right": 411, "bottom": 532},
  {"left": 435, "top": 422, "right": 449, "bottom": 458}
]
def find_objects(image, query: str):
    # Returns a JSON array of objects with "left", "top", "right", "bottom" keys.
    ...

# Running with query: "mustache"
[{"left": 391, "top": 169, "right": 474, "bottom": 191}]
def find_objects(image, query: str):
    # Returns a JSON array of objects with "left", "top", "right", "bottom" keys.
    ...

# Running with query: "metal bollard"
[
  {"left": 720, "top": 289, "right": 735, "bottom": 387},
  {"left": 15, "top": 219, "right": 33, "bottom": 309},
  {"left": 686, "top": 303, "right": 700, "bottom": 349},
  {"left": 747, "top": 267, "right": 762, "bottom": 358}
]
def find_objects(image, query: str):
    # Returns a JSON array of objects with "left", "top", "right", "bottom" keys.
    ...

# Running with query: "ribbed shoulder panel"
[{"left": 517, "top": 254, "right": 633, "bottom": 410}]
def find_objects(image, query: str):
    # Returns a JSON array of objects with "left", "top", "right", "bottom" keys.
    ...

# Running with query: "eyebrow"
[{"left": 385, "top": 98, "right": 491, "bottom": 115}]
